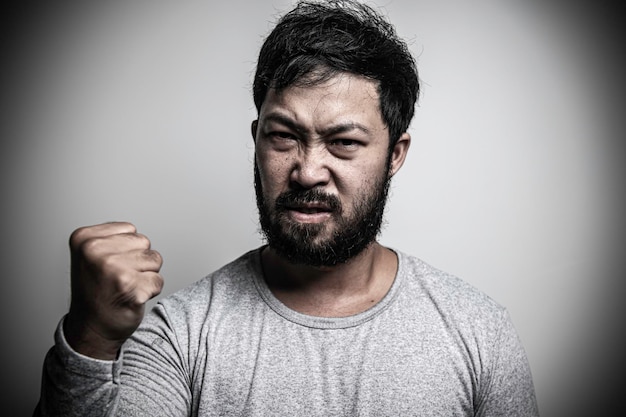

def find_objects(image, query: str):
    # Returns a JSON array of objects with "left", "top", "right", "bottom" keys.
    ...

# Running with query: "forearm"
[
  {"left": 35, "top": 317, "right": 121, "bottom": 417},
  {"left": 35, "top": 307, "right": 192, "bottom": 417}
]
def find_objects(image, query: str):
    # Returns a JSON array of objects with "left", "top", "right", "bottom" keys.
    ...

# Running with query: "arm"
[
  {"left": 34, "top": 222, "right": 168, "bottom": 416},
  {"left": 35, "top": 318, "right": 123, "bottom": 416},
  {"left": 64, "top": 222, "right": 164, "bottom": 360},
  {"left": 475, "top": 311, "right": 540, "bottom": 416},
  {"left": 35, "top": 308, "right": 193, "bottom": 416}
]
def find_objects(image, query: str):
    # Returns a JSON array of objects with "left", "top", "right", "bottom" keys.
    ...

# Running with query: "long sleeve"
[
  {"left": 34, "top": 317, "right": 122, "bottom": 416},
  {"left": 34, "top": 307, "right": 192, "bottom": 417},
  {"left": 34, "top": 250, "right": 541, "bottom": 416}
]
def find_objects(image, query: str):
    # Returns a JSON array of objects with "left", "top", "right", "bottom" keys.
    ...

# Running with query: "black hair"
[{"left": 253, "top": 0, "right": 420, "bottom": 150}]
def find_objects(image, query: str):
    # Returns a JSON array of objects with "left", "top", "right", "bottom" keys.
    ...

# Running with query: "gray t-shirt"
[{"left": 37, "top": 248, "right": 539, "bottom": 416}]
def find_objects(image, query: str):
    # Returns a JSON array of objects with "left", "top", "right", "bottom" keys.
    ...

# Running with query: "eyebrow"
[{"left": 262, "top": 112, "right": 371, "bottom": 137}]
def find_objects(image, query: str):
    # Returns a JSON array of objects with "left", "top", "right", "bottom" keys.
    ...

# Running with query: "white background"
[{"left": 1, "top": 1, "right": 624, "bottom": 415}]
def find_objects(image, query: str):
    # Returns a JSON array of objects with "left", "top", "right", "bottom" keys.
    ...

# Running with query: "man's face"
[{"left": 252, "top": 72, "right": 407, "bottom": 267}]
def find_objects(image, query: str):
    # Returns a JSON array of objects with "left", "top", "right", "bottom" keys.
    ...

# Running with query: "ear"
[
  {"left": 251, "top": 120, "right": 258, "bottom": 143},
  {"left": 388, "top": 132, "right": 411, "bottom": 177}
]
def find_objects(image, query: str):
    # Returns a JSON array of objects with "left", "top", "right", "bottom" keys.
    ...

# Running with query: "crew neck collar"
[{"left": 250, "top": 247, "right": 405, "bottom": 329}]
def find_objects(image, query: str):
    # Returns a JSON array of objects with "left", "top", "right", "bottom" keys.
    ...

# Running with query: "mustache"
[{"left": 275, "top": 189, "right": 342, "bottom": 213}]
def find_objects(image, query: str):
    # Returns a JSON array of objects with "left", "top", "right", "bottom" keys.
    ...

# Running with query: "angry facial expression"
[{"left": 253, "top": 72, "right": 409, "bottom": 266}]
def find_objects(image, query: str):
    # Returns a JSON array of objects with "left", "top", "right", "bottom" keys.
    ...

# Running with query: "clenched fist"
[{"left": 63, "top": 222, "right": 164, "bottom": 360}]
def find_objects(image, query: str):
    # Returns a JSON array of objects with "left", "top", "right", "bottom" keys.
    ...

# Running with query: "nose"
[{"left": 289, "top": 146, "right": 330, "bottom": 189}]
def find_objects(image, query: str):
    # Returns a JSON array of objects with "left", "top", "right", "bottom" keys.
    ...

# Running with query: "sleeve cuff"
[{"left": 55, "top": 315, "right": 124, "bottom": 383}]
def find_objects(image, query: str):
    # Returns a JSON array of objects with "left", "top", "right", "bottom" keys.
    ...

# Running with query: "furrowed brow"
[
  {"left": 262, "top": 113, "right": 304, "bottom": 134},
  {"left": 261, "top": 112, "right": 371, "bottom": 137},
  {"left": 319, "top": 122, "right": 371, "bottom": 137}
]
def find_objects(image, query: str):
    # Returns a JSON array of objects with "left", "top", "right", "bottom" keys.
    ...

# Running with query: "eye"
[
  {"left": 331, "top": 138, "right": 360, "bottom": 149},
  {"left": 328, "top": 138, "right": 362, "bottom": 159},
  {"left": 271, "top": 131, "right": 296, "bottom": 140},
  {"left": 263, "top": 130, "right": 298, "bottom": 151}
]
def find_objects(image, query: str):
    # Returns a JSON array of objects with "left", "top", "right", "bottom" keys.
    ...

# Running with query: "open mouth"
[
  {"left": 274, "top": 190, "right": 342, "bottom": 222},
  {"left": 289, "top": 202, "right": 332, "bottom": 214},
  {"left": 284, "top": 202, "right": 334, "bottom": 223}
]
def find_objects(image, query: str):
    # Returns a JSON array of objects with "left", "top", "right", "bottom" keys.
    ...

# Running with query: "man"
[{"left": 35, "top": 1, "right": 539, "bottom": 415}]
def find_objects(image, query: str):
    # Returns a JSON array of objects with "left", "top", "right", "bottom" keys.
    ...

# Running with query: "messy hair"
[{"left": 253, "top": 0, "right": 420, "bottom": 150}]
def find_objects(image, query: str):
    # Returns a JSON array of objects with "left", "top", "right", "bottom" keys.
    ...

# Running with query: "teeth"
[{"left": 293, "top": 206, "right": 327, "bottom": 214}]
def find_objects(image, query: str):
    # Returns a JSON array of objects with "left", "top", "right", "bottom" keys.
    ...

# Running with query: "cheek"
[
  {"left": 256, "top": 152, "right": 290, "bottom": 193},
  {"left": 342, "top": 158, "right": 387, "bottom": 190},
  {"left": 336, "top": 171, "right": 372, "bottom": 209},
  {"left": 339, "top": 164, "right": 388, "bottom": 208}
]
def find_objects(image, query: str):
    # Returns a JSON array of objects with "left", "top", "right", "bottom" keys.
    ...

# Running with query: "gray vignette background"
[{"left": 1, "top": 1, "right": 624, "bottom": 415}]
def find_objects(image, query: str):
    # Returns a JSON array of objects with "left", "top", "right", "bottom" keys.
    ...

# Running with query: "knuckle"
[
  {"left": 69, "top": 226, "right": 90, "bottom": 249},
  {"left": 132, "top": 233, "right": 151, "bottom": 250},
  {"left": 113, "top": 271, "right": 136, "bottom": 294},
  {"left": 80, "top": 237, "right": 107, "bottom": 261},
  {"left": 147, "top": 249, "right": 163, "bottom": 265},
  {"left": 98, "top": 252, "right": 117, "bottom": 270},
  {"left": 116, "top": 221, "right": 137, "bottom": 233},
  {"left": 115, "top": 272, "right": 162, "bottom": 306},
  {"left": 153, "top": 273, "right": 164, "bottom": 292},
  {"left": 103, "top": 221, "right": 137, "bottom": 236},
  {"left": 69, "top": 222, "right": 138, "bottom": 250},
  {"left": 138, "top": 274, "right": 164, "bottom": 304}
]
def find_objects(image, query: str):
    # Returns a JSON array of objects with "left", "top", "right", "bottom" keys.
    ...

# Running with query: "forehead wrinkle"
[
  {"left": 318, "top": 121, "right": 371, "bottom": 136},
  {"left": 262, "top": 107, "right": 372, "bottom": 139},
  {"left": 261, "top": 74, "right": 383, "bottom": 138},
  {"left": 308, "top": 89, "right": 378, "bottom": 137}
]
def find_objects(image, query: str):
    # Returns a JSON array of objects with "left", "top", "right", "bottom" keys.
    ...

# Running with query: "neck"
[{"left": 261, "top": 242, "right": 398, "bottom": 317}]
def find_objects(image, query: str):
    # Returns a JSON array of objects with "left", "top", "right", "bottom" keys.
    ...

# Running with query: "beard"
[{"left": 254, "top": 163, "right": 391, "bottom": 267}]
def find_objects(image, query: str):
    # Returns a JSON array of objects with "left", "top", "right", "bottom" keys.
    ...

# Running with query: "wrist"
[{"left": 63, "top": 313, "right": 123, "bottom": 360}]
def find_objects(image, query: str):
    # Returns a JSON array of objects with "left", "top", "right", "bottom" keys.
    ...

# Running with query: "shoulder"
[
  {"left": 141, "top": 248, "right": 264, "bottom": 334},
  {"left": 160, "top": 247, "right": 262, "bottom": 312},
  {"left": 394, "top": 253, "right": 538, "bottom": 413},
  {"left": 395, "top": 250, "right": 508, "bottom": 333},
  {"left": 124, "top": 248, "right": 264, "bottom": 371},
  {"left": 131, "top": 248, "right": 264, "bottom": 362},
  {"left": 393, "top": 251, "right": 526, "bottom": 378}
]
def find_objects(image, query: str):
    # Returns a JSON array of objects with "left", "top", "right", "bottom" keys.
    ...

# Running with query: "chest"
[{"left": 190, "top": 311, "right": 479, "bottom": 416}]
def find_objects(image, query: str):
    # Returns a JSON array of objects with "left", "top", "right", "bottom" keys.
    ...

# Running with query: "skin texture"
[{"left": 252, "top": 72, "right": 411, "bottom": 317}]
